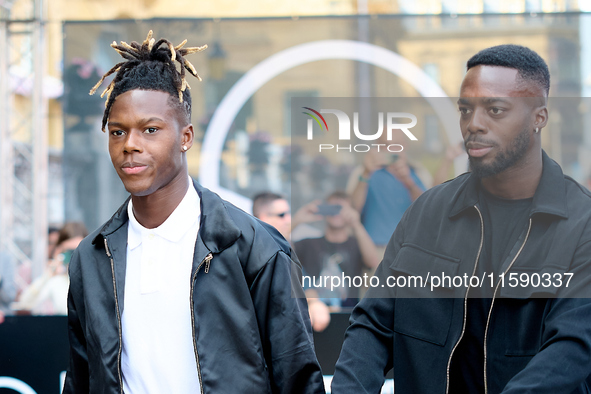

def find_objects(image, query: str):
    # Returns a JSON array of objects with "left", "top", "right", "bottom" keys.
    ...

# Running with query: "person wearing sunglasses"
[{"left": 252, "top": 192, "right": 293, "bottom": 240}]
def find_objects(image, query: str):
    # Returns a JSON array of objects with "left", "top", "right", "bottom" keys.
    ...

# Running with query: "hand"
[
  {"left": 362, "top": 150, "right": 389, "bottom": 177},
  {"left": 292, "top": 200, "right": 324, "bottom": 228},
  {"left": 388, "top": 156, "right": 413, "bottom": 186},
  {"left": 339, "top": 203, "right": 361, "bottom": 227},
  {"left": 308, "top": 299, "right": 331, "bottom": 332},
  {"left": 46, "top": 258, "right": 62, "bottom": 277},
  {"left": 0, "top": 310, "right": 4, "bottom": 324}
]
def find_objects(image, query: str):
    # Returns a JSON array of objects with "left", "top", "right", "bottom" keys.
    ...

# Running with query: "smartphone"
[
  {"left": 58, "top": 249, "right": 74, "bottom": 266},
  {"left": 316, "top": 203, "right": 342, "bottom": 216}
]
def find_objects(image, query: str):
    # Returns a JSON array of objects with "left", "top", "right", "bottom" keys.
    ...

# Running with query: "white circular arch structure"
[
  {"left": 199, "top": 40, "right": 464, "bottom": 212},
  {"left": 0, "top": 377, "right": 38, "bottom": 394}
]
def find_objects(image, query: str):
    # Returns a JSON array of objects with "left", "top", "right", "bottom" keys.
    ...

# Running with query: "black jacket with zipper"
[
  {"left": 64, "top": 180, "right": 325, "bottom": 394},
  {"left": 333, "top": 151, "right": 591, "bottom": 394}
]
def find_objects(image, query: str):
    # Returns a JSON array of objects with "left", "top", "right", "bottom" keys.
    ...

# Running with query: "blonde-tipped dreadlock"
[{"left": 89, "top": 30, "right": 207, "bottom": 131}]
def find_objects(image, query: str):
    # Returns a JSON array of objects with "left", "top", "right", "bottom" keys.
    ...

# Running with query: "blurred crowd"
[
  {"left": 253, "top": 141, "right": 464, "bottom": 331},
  {"left": 0, "top": 221, "right": 88, "bottom": 322}
]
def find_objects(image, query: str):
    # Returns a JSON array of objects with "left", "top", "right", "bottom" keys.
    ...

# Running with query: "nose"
[
  {"left": 466, "top": 107, "right": 487, "bottom": 135},
  {"left": 123, "top": 130, "right": 143, "bottom": 153}
]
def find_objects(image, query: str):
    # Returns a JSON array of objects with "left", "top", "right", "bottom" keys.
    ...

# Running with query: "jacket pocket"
[
  {"left": 393, "top": 297, "right": 454, "bottom": 346},
  {"left": 390, "top": 243, "right": 460, "bottom": 346},
  {"left": 389, "top": 242, "right": 461, "bottom": 297}
]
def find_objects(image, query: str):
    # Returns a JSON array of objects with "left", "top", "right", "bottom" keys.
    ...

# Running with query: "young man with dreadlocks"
[{"left": 63, "top": 31, "right": 325, "bottom": 394}]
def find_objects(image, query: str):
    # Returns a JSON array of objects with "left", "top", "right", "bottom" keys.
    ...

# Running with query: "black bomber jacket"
[
  {"left": 64, "top": 180, "right": 325, "bottom": 394},
  {"left": 333, "top": 151, "right": 591, "bottom": 394}
]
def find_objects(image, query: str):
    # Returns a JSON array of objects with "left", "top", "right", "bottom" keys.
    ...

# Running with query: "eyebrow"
[
  {"left": 457, "top": 97, "right": 511, "bottom": 105},
  {"left": 107, "top": 121, "right": 124, "bottom": 128},
  {"left": 107, "top": 117, "right": 165, "bottom": 128},
  {"left": 482, "top": 97, "right": 511, "bottom": 105}
]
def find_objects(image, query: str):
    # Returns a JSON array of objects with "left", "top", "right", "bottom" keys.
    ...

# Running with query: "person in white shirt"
[{"left": 64, "top": 31, "right": 325, "bottom": 394}]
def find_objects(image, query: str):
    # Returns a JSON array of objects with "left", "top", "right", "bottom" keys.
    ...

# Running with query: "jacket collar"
[
  {"left": 192, "top": 180, "right": 242, "bottom": 253},
  {"left": 448, "top": 150, "right": 568, "bottom": 219},
  {"left": 93, "top": 179, "right": 242, "bottom": 253}
]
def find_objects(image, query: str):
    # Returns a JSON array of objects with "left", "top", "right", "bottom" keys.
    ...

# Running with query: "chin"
[
  {"left": 122, "top": 181, "right": 156, "bottom": 197},
  {"left": 469, "top": 162, "right": 504, "bottom": 179}
]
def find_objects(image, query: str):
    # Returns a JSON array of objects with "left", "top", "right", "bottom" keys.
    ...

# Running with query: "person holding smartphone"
[
  {"left": 15, "top": 221, "right": 88, "bottom": 315},
  {"left": 293, "top": 191, "right": 380, "bottom": 310},
  {"left": 347, "top": 133, "right": 429, "bottom": 256}
]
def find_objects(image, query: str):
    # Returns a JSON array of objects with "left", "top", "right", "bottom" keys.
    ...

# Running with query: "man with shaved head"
[{"left": 332, "top": 45, "right": 591, "bottom": 393}]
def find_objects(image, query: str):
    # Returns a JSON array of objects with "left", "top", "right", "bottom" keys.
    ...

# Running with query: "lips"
[
  {"left": 121, "top": 162, "right": 147, "bottom": 175},
  {"left": 465, "top": 142, "right": 493, "bottom": 158}
]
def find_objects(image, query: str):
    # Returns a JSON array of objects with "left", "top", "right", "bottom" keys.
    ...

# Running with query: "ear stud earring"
[
  {"left": 534, "top": 128, "right": 539, "bottom": 134},
  {"left": 182, "top": 146, "right": 188, "bottom": 151}
]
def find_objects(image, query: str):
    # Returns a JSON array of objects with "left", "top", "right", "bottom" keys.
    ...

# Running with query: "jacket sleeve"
[
  {"left": 249, "top": 249, "right": 326, "bottom": 394},
  {"left": 330, "top": 263, "right": 396, "bottom": 393},
  {"left": 63, "top": 248, "right": 90, "bottom": 393},
  {"left": 501, "top": 298, "right": 591, "bottom": 393},
  {"left": 501, "top": 236, "right": 591, "bottom": 394},
  {"left": 331, "top": 221, "right": 403, "bottom": 393}
]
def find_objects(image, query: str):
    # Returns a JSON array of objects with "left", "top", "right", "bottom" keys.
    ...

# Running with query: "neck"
[
  {"left": 131, "top": 174, "right": 190, "bottom": 229},
  {"left": 324, "top": 226, "right": 349, "bottom": 243},
  {"left": 480, "top": 151, "right": 542, "bottom": 199}
]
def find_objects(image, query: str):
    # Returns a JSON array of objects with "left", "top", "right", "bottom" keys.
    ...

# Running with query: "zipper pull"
[
  {"left": 103, "top": 237, "right": 111, "bottom": 257},
  {"left": 204, "top": 253, "right": 213, "bottom": 273}
]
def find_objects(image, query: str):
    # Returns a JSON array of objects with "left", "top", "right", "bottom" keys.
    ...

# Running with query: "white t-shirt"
[{"left": 122, "top": 182, "right": 201, "bottom": 393}]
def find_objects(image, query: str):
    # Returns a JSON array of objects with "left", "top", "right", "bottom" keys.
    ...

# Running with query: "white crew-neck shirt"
[{"left": 122, "top": 181, "right": 201, "bottom": 393}]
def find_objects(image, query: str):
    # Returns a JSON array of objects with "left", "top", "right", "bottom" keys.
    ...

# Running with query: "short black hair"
[
  {"left": 467, "top": 44, "right": 550, "bottom": 96},
  {"left": 252, "top": 192, "right": 285, "bottom": 218},
  {"left": 90, "top": 30, "right": 207, "bottom": 131}
]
